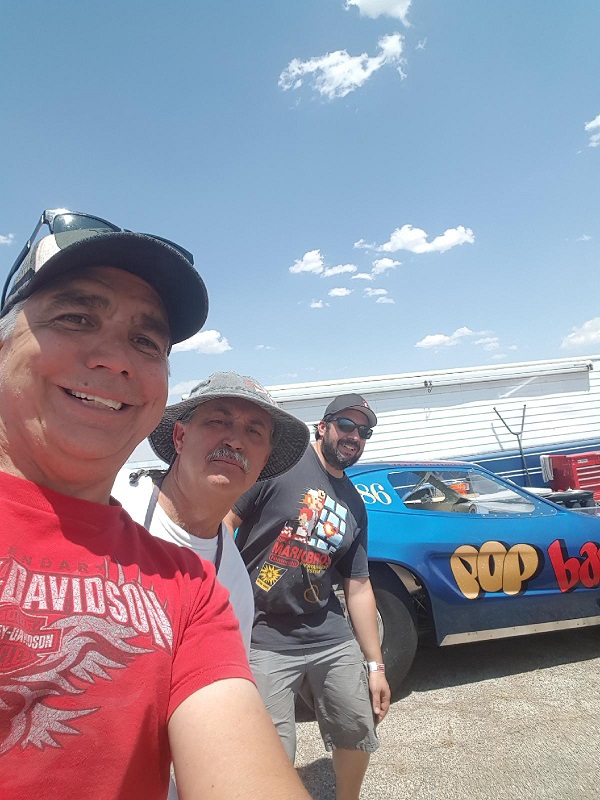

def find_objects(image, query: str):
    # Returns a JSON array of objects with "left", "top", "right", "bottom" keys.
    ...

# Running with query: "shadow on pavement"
[
  {"left": 296, "top": 757, "right": 335, "bottom": 799},
  {"left": 396, "top": 625, "right": 600, "bottom": 699}
]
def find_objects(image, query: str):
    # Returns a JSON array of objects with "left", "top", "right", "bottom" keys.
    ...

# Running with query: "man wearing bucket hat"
[
  {"left": 113, "top": 371, "right": 310, "bottom": 653},
  {"left": 226, "top": 393, "right": 391, "bottom": 800},
  {"left": 0, "top": 209, "right": 310, "bottom": 800}
]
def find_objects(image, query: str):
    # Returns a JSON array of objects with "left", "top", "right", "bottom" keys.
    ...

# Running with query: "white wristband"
[{"left": 367, "top": 661, "right": 385, "bottom": 673}]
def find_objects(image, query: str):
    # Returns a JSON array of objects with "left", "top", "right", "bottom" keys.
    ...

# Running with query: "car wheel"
[{"left": 369, "top": 562, "right": 418, "bottom": 697}]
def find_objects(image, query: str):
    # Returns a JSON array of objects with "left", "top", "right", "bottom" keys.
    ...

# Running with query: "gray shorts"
[{"left": 249, "top": 638, "right": 379, "bottom": 762}]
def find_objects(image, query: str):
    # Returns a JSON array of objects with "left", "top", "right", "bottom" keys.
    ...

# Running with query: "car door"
[{"left": 358, "top": 464, "right": 600, "bottom": 645}]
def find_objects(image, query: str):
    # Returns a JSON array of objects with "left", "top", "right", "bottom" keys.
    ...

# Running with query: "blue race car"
[{"left": 347, "top": 460, "right": 600, "bottom": 695}]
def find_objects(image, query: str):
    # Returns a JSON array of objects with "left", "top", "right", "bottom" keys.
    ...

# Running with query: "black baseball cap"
[
  {"left": 1, "top": 229, "right": 208, "bottom": 345},
  {"left": 323, "top": 393, "right": 377, "bottom": 428}
]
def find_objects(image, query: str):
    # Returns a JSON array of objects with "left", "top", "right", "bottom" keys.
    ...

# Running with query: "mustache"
[
  {"left": 206, "top": 446, "right": 249, "bottom": 473},
  {"left": 338, "top": 438, "right": 359, "bottom": 449}
]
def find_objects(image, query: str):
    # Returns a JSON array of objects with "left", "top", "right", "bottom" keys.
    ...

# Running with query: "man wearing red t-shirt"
[{"left": 0, "top": 209, "right": 309, "bottom": 800}]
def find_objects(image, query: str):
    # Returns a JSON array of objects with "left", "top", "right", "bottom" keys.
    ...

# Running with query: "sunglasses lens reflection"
[
  {"left": 331, "top": 417, "right": 372, "bottom": 439},
  {"left": 52, "top": 213, "right": 117, "bottom": 235},
  {"left": 53, "top": 215, "right": 194, "bottom": 264},
  {"left": 336, "top": 418, "right": 356, "bottom": 432}
]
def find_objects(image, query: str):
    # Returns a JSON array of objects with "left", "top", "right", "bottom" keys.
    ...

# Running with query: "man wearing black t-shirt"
[{"left": 226, "top": 394, "right": 391, "bottom": 800}]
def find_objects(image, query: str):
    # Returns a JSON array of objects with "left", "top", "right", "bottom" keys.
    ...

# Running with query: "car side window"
[{"left": 388, "top": 469, "right": 536, "bottom": 515}]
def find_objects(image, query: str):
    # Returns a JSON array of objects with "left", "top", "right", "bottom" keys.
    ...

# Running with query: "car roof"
[{"left": 347, "top": 460, "right": 476, "bottom": 477}]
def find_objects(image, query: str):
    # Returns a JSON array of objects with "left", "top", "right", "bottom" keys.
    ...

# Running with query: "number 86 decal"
[{"left": 354, "top": 483, "right": 393, "bottom": 505}]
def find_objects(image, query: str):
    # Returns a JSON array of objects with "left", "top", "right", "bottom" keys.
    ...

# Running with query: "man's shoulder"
[
  {"left": 273, "top": 445, "right": 321, "bottom": 485},
  {"left": 117, "top": 499, "right": 194, "bottom": 558},
  {"left": 112, "top": 469, "right": 157, "bottom": 524},
  {"left": 110, "top": 481, "right": 211, "bottom": 579},
  {"left": 221, "top": 525, "right": 249, "bottom": 565},
  {"left": 339, "top": 473, "right": 368, "bottom": 516}
]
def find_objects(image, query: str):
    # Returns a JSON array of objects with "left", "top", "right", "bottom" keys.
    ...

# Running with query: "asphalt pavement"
[{"left": 294, "top": 627, "right": 600, "bottom": 799}]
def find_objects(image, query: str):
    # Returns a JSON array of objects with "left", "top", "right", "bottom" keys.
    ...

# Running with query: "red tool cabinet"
[{"left": 545, "top": 451, "right": 600, "bottom": 499}]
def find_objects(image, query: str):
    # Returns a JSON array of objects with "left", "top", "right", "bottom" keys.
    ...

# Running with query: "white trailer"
[
  {"left": 266, "top": 354, "right": 600, "bottom": 474},
  {"left": 125, "top": 354, "right": 600, "bottom": 483}
]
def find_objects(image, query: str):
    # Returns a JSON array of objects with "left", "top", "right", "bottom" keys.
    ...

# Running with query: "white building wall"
[
  {"left": 267, "top": 355, "right": 600, "bottom": 463},
  {"left": 125, "top": 355, "right": 600, "bottom": 468}
]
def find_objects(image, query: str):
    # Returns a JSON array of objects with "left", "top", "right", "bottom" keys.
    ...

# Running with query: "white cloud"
[
  {"left": 561, "top": 317, "right": 600, "bottom": 350},
  {"left": 310, "top": 299, "right": 325, "bottom": 308},
  {"left": 345, "top": 0, "right": 412, "bottom": 24},
  {"left": 576, "top": 234, "right": 592, "bottom": 242},
  {"left": 491, "top": 354, "right": 507, "bottom": 361},
  {"left": 256, "top": 344, "right": 274, "bottom": 350},
  {"left": 351, "top": 257, "right": 401, "bottom": 282},
  {"left": 328, "top": 287, "right": 352, "bottom": 297},
  {"left": 289, "top": 249, "right": 324, "bottom": 274},
  {"left": 0, "top": 233, "right": 15, "bottom": 246},
  {"left": 364, "top": 287, "right": 388, "bottom": 297},
  {"left": 377, "top": 223, "right": 475, "bottom": 254},
  {"left": 168, "top": 380, "right": 199, "bottom": 399},
  {"left": 173, "top": 329, "right": 232, "bottom": 355},
  {"left": 279, "top": 33, "right": 404, "bottom": 101},
  {"left": 289, "top": 253, "right": 358, "bottom": 279},
  {"left": 378, "top": 32, "right": 404, "bottom": 60},
  {"left": 372, "top": 257, "right": 401, "bottom": 275},
  {"left": 415, "top": 326, "right": 475, "bottom": 349},
  {"left": 416, "top": 38, "right": 427, "bottom": 50},
  {"left": 353, "top": 238, "right": 375, "bottom": 250},
  {"left": 376, "top": 296, "right": 395, "bottom": 304},
  {"left": 322, "top": 263, "right": 357, "bottom": 278},
  {"left": 474, "top": 336, "right": 500, "bottom": 351},
  {"left": 584, "top": 113, "right": 600, "bottom": 147}
]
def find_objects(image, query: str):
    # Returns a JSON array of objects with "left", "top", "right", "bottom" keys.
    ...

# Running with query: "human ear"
[{"left": 173, "top": 421, "right": 186, "bottom": 455}]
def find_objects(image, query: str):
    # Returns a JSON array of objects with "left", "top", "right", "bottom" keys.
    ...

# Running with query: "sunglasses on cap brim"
[
  {"left": 325, "top": 416, "right": 373, "bottom": 439},
  {"left": 1, "top": 208, "right": 194, "bottom": 309}
]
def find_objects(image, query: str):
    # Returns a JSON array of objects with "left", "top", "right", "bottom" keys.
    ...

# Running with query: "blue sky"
[{"left": 1, "top": 0, "right": 599, "bottom": 399}]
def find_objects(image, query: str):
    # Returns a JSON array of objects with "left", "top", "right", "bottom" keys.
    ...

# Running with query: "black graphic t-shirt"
[{"left": 234, "top": 446, "right": 369, "bottom": 650}]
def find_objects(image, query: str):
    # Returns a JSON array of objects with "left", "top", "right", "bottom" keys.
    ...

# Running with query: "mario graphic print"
[
  {"left": 255, "top": 487, "right": 347, "bottom": 595},
  {"left": 279, "top": 488, "right": 346, "bottom": 556}
]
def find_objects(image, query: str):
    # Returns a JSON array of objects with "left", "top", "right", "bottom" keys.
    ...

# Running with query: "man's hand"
[{"left": 368, "top": 670, "right": 391, "bottom": 723}]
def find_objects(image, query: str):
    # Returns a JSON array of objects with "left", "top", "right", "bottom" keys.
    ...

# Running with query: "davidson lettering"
[
  {"left": 0, "top": 559, "right": 172, "bottom": 650},
  {"left": 0, "top": 625, "right": 56, "bottom": 650}
]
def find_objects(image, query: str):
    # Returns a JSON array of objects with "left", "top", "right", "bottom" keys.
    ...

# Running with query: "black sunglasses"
[
  {"left": 326, "top": 416, "right": 373, "bottom": 439},
  {"left": 1, "top": 208, "right": 194, "bottom": 309}
]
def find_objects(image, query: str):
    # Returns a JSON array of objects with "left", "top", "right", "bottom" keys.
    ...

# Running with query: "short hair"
[
  {"left": 0, "top": 300, "right": 26, "bottom": 341},
  {"left": 313, "top": 419, "right": 328, "bottom": 441}
]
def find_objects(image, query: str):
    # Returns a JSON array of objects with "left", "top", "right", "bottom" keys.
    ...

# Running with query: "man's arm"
[
  {"left": 343, "top": 575, "right": 391, "bottom": 723},
  {"left": 169, "top": 678, "right": 309, "bottom": 799}
]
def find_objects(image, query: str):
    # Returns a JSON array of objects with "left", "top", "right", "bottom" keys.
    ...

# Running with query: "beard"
[{"left": 320, "top": 433, "right": 362, "bottom": 471}]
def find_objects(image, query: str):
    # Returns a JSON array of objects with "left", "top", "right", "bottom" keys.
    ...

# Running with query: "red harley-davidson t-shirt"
[{"left": 0, "top": 471, "right": 252, "bottom": 800}]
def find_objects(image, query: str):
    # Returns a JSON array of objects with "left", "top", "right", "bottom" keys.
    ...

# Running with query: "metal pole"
[{"left": 493, "top": 405, "right": 532, "bottom": 487}]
